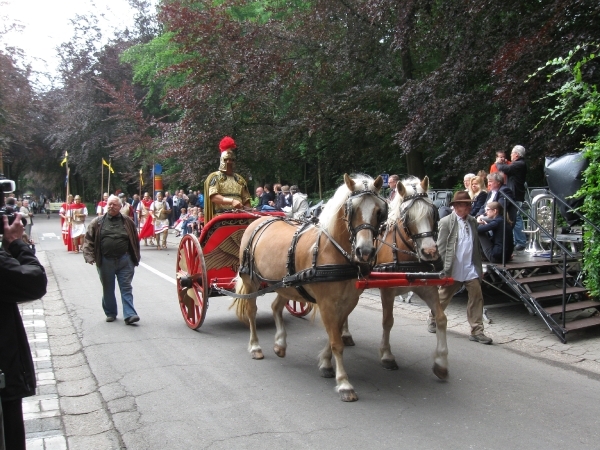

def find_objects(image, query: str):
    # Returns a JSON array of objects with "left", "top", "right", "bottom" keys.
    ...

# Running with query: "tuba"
[{"left": 525, "top": 193, "right": 555, "bottom": 254}]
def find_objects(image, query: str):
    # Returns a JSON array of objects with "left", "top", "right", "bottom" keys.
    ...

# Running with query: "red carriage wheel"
[
  {"left": 176, "top": 234, "right": 209, "bottom": 329},
  {"left": 285, "top": 300, "right": 313, "bottom": 317}
]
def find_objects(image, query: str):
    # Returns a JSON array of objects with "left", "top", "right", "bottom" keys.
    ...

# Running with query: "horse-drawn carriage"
[{"left": 175, "top": 174, "right": 454, "bottom": 401}]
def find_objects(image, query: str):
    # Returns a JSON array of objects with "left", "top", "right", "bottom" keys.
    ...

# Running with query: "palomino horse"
[
  {"left": 233, "top": 174, "right": 387, "bottom": 402},
  {"left": 342, "top": 176, "right": 449, "bottom": 379}
]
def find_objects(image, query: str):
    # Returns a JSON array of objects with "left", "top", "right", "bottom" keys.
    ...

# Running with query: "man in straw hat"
[
  {"left": 204, "top": 136, "right": 251, "bottom": 222},
  {"left": 428, "top": 190, "right": 493, "bottom": 344}
]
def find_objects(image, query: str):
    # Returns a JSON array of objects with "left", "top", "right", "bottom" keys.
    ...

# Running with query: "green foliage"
[
  {"left": 120, "top": 32, "right": 192, "bottom": 114},
  {"left": 532, "top": 44, "right": 600, "bottom": 296}
]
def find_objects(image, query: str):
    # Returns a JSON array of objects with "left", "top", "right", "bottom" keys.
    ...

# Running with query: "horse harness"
[
  {"left": 231, "top": 189, "right": 386, "bottom": 302},
  {"left": 375, "top": 190, "right": 442, "bottom": 273}
]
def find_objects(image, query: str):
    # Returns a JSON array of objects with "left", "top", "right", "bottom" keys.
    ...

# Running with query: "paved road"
[{"left": 22, "top": 215, "right": 600, "bottom": 449}]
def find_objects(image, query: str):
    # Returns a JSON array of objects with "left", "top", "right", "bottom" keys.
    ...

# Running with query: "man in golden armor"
[
  {"left": 150, "top": 192, "right": 170, "bottom": 249},
  {"left": 204, "top": 136, "right": 251, "bottom": 223},
  {"left": 70, "top": 195, "right": 88, "bottom": 253}
]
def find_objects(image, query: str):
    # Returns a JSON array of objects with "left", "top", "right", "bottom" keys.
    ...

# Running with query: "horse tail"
[
  {"left": 310, "top": 301, "right": 320, "bottom": 322},
  {"left": 230, "top": 275, "right": 255, "bottom": 326}
]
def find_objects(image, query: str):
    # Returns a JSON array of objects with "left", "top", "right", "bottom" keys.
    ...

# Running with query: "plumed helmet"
[
  {"left": 219, "top": 136, "right": 236, "bottom": 172},
  {"left": 219, "top": 136, "right": 237, "bottom": 152}
]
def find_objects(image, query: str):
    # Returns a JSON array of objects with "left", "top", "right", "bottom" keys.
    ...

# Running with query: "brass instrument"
[{"left": 525, "top": 193, "right": 554, "bottom": 254}]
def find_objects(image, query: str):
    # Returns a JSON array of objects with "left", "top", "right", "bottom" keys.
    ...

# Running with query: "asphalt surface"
[{"left": 20, "top": 215, "right": 600, "bottom": 449}]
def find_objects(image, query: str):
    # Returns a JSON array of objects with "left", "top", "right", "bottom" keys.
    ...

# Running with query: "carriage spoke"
[{"left": 176, "top": 234, "right": 208, "bottom": 330}]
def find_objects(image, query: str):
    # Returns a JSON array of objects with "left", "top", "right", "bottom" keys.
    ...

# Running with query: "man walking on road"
[
  {"left": 83, "top": 195, "right": 141, "bottom": 324},
  {"left": 428, "top": 191, "right": 493, "bottom": 345}
]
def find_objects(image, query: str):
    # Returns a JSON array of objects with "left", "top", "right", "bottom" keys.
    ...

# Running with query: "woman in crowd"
[
  {"left": 470, "top": 174, "right": 487, "bottom": 216},
  {"left": 174, "top": 208, "right": 188, "bottom": 237},
  {"left": 182, "top": 207, "right": 199, "bottom": 236},
  {"left": 477, "top": 201, "right": 514, "bottom": 263}
]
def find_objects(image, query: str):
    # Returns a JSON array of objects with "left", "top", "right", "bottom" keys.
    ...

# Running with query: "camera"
[{"left": 0, "top": 176, "right": 25, "bottom": 235}]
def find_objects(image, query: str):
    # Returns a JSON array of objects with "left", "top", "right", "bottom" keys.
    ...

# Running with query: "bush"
[{"left": 531, "top": 44, "right": 600, "bottom": 296}]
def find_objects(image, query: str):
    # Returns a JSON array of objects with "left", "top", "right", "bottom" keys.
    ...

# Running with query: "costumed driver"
[{"left": 204, "top": 136, "right": 251, "bottom": 223}]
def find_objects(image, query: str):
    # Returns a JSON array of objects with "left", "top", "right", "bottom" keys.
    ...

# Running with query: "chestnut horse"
[
  {"left": 233, "top": 174, "right": 387, "bottom": 402},
  {"left": 343, "top": 176, "right": 449, "bottom": 379}
]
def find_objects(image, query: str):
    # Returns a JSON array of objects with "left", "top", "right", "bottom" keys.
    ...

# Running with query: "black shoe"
[
  {"left": 515, "top": 244, "right": 526, "bottom": 251},
  {"left": 469, "top": 333, "right": 493, "bottom": 344},
  {"left": 106, "top": 316, "right": 116, "bottom": 322},
  {"left": 125, "top": 315, "right": 140, "bottom": 325}
]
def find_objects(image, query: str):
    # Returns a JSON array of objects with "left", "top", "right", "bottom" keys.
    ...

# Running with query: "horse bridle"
[
  {"left": 344, "top": 186, "right": 389, "bottom": 242},
  {"left": 391, "top": 190, "right": 438, "bottom": 261}
]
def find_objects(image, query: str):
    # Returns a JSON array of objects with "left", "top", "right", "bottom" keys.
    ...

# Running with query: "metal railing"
[{"left": 497, "top": 189, "right": 600, "bottom": 330}]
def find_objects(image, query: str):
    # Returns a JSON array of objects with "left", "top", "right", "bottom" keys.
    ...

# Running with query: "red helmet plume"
[{"left": 219, "top": 136, "right": 237, "bottom": 152}]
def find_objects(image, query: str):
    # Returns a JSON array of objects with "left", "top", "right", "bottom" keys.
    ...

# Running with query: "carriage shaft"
[{"left": 355, "top": 276, "right": 454, "bottom": 289}]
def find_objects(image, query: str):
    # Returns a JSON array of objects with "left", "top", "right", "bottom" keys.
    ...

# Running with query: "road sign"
[{"left": 381, "top": 173, "right": 389, "bottom": 188}]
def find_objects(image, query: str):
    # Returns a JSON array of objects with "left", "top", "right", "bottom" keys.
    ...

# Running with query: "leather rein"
[{"left": 217, "top": 189, "right": 387, "bottom": 301}]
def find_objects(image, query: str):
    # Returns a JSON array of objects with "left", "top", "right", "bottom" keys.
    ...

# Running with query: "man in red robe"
[
  {"left": 59, "top": 195, "right": 77, "bottom": 251},
  {"left": 137, "top": 192, "right": 155, "bottom": 245},
  {"left": 96, "top": 192, "right": 109, "bottom": 216}
]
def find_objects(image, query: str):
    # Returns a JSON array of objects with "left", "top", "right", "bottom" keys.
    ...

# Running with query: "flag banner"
[
  {"left": 60, "top": 154, "right": 68, "bottom": 166},
  {"left": 102, "top": 158, "right": 115, "bottom": 173}
]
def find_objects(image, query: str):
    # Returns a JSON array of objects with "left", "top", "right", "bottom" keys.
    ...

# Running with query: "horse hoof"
[
  {"left": 273, "top": 345, "right": 286, "bottom": 358},
  {"left": 342, "top": 335, "right": 356, "bottom": 346},
  {"left": 251, "top": 350, "right": 264, "bottom": 360},
  {"left": 320, "top": 367, "right": 335, "bottom": 378},
  {"left": 339, "top": 389, "right": 358, "bottom": 402},
  {"left": 381, "top": 359, "right": 399, "bottom": 371},
  {"left": 432, "top": 363, "right": 448, "bottom": 380}
]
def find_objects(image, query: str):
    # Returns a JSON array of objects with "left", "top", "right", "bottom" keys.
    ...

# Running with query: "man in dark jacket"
[
  {"left": 187, "top": 190, "right": 197, "bottom": 211},
  {"left": 82, "top": 195, "right": 141, "bottom": 324},
  {"left": 165, "top": 191, "right": 174, "bottom": 227},
  {"left": 1, "top": 212, "right": 48, "bottom": 450},
  {"left": 495, "top": 145, "right": 528, "bottom": 250},
  {"left": 258, "top": 184, "right": 275, "bottom": 210}
]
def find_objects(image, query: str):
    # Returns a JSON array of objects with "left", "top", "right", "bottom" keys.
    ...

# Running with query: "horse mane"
[
  {"left": 318, "top": 174, "right": 377, "bottom": 235},
  {"left": 387, "top": 176, "right": 434, "bottom": 226}
]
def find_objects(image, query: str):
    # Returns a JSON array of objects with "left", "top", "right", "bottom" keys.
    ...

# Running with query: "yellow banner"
[{"left": 102, "top": 158, "right": 114, "bottom": 173}]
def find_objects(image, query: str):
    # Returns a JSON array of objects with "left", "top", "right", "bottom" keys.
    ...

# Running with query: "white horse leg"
[
  {"left": 272, "top": 295, "right": 288, "bottom": 358},
  {"left": 417, "top": 287, "right": 449, "bottom": 379},
  {"left": 341, "top": 318, "right": 355, "bottom": 346},
  {"left": 321, "top": 307, "right": 358, "bottom": 402},
  {"left": 246, "top": 298, "right": 264, "bottom": 360},
  {"left": 318, "top": 343, "right": 335, "bottom": 378},
  {"left": 379, "top": 288, "right": 399, "bottom": 370}
]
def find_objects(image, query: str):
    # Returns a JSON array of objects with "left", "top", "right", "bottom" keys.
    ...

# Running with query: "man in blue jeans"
[
  {"left": 83, "top": 195, "right": 142, "bottom": 324},
  {"left": 495, "top": 145, "right": 528, "bottom": 250}
]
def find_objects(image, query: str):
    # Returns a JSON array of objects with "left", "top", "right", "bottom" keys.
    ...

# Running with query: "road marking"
[
  {"left": 40, "top": 233, "right": 60, "bottom": 240},
  {"left": 139, "top": 261, "right": 176, "bottom": 285}
]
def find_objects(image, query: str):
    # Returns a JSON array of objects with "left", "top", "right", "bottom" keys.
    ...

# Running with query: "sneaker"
[
  {"left": 515, "top": 244, "right": 526, "bottom": 251},
  {"left": 469, "top": 333, "right": 493, "bottom": 345},
  {"left": 125, "top": 315, "right": 140, "bottom": 325},
  {"left": 427, "top": 321, "right": 437, "bottom": 334},
  {"left": 106, "top": 316, "right": 116, "bottom": 322}
]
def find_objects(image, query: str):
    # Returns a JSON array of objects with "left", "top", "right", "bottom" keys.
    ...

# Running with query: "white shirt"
[{"left": 451, "top": 215, "right": 479, "bottom": 282}]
